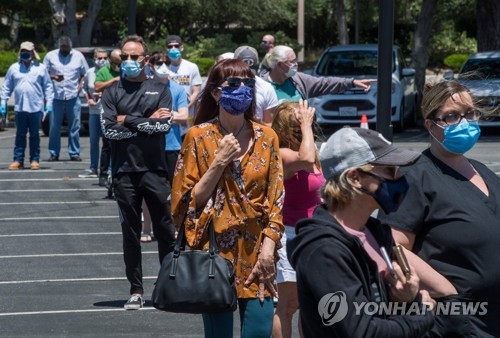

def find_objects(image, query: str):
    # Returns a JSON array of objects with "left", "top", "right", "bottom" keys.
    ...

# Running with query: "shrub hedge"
[{"left": 443, "top": 53, "right": 469, "bottom": 72}]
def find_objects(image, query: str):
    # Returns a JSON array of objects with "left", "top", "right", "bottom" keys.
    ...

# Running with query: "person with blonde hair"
[
  {"left": 288, "top": 126, "right": 435, "bottom": 337},
  {"left": 270, "top": 99, "right": 324, "bottom": 338},
  {"left": 378, "top": 80, "right": 500, "bottom": 336}
]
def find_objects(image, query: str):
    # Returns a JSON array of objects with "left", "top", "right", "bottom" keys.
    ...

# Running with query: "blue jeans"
[
  {"left": 202, "top": 298, "right": 274, "bottom": 338},
  {"left": 13, "top": 111, "right": 42, "bottom": 163},
  {"left": 88, "top": 113, "right": 101, "bottom": 171},
  {"left": 49, "top": 97, "right": 81, "bottom": 157}
]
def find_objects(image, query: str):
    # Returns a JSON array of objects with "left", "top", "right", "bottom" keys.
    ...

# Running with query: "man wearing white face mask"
[
  {"left": 265, "top": 45, "right": 375, "bottom": 103},
  {"left": 165, "top": 35, "right": 202, "bottom": 136},
  {"left": 79, "top": 48, "right": 109, "bottom": 178}
]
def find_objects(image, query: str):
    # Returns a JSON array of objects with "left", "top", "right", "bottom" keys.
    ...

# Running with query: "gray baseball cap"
[
  {"left": 234, "top": 46, "right": 259, "bottom": 70},
  {"left": 320, "top": 126, "right": 421, "bottom": 180}
]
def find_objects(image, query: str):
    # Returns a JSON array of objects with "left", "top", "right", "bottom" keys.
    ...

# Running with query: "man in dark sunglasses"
[
  {"left": 100, "top": 35, "right": 176, "bottom": 311},
  {"left": 258, "top": 34, "right": 275, "bottom": 77},
  {"left": 164, "top": 35, "right": 202, "bottom": 136}
]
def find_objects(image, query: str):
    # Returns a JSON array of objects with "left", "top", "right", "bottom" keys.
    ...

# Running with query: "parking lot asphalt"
[{"left": 0, "top": 125, "right": 499, "bottom": 337}]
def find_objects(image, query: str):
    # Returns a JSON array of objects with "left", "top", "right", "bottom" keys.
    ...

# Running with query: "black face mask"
[
  {"left": 359, "top": 172, "right": 409, "bottom": 214},
  {"left": 60, "top": 50, "right": 70, "bottom": 57}
]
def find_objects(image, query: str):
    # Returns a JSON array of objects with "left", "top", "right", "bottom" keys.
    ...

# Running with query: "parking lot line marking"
[
  {"left": 0, "top": 232, "right": 121, "bottom": 237},
  {"left": 0, "top": 276, "right": 156, "bottom": 285},
  {"left": 0, "top": 251, "right": 158, "bottom": 258},
  {"left": 0, "top": 308, "right": 156, "bottom": 316},
  {"left": 0, "top": 201, "right": 115, "bottom": 205},
  {"left": 0, "top": 178, "right": 104, "bottom": 182},
  {"left": 0, "top": 216, "right": 118, "bottom": 221},
  {"left": 0, "top": 188, "right": 104, "bottom": 192}
]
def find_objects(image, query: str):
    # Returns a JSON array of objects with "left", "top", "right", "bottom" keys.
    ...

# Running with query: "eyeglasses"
[
  {"left": 359, "top": 166, "right": 400, "bottom": 181},
  {"left": 262, "top": 41, "right": 271, "bottom": 44},
  {"left": 223, "top": 77, "right": 256, "bottom": 88},
  {"left": 167, "top": 44, "right": 180, "bottom": 49},
  {"left": 155, "top": 61, "right": 168, "bottom": 66},
  {"left": 432, "top": 110, "right": 482, "bottom": 126},
  {"left": 96, "top": 57, "right": 108, "bottom": 60},
  {"left": 120, "top": 53, "right": 144, "bottom": 61}
]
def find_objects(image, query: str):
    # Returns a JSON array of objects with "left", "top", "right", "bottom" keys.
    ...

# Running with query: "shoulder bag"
[{"left": 152, "top": 191, "right": 238, "bottom": 313}]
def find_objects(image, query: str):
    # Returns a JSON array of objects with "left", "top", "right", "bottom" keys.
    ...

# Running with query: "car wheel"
[{"left": 42, "top": 118, "right": 50, "bottom": 136}]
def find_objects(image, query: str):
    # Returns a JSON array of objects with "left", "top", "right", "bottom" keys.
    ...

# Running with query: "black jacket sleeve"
[
  {"left": 100, "top": 82, "right": 137, "bottom": 140},
  {"left": 299, "top": 240, "right": 434, "bottom": 338}
]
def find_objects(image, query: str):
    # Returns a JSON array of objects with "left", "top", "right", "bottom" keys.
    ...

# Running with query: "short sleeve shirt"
[
  {"left": 378, "top": 149, "right": 500, "bottom": 308},
  {"left": 95, "top": 64, "right": 120, "bottom": 83},
  {"left": 254, "top": 76, "right": 278, "bottom": 121},
  {"left": 165, "top": 80, "right": 188, "bottom": 151},
  {"left": 168, "top": 59, "right": 202, "bottom": 97}
]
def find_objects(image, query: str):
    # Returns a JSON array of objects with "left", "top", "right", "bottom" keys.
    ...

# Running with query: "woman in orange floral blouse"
[{"left": 171, "top": 59, "right": 285, "bottom": 338}]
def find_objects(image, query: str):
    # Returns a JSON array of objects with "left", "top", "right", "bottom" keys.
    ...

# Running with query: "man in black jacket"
[
  {"left": 288, "top": 127, "right": 435, "bottom": 337},
  {"left": 101, "top": 35, "right": 176, "bottom": 310}
]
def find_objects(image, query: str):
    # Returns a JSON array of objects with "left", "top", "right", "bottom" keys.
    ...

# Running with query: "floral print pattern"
[{"left": 171, "top": 118, "right": 285, "bottom": 298}]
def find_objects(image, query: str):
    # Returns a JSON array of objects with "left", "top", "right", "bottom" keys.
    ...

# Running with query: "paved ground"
[{"left": 0, "top": 125, "right": 499, "bottom": 337}]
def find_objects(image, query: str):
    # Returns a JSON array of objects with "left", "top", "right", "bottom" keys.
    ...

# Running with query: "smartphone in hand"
[{"left": 393, "top": 244, "right": 411, "bottom": 282}]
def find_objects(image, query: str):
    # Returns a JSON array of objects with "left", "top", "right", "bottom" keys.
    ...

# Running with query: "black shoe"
[
  {"left": 70, "top": 155, "right": 82, "bottom": 162},
  {"left": 98, "top": 175, "right": 107, "bottom": 187},
  {"left": 48, "top": 155, "right": 59, "bottom": 162}
]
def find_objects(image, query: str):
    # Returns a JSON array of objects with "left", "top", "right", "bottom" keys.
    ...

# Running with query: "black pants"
[
  {"left": 99, "top": 136, "right": 111, "bottom": 177},
  {"left": 165, "top": 150, "right": 179, "bottom": 187},
  {"left": 113, "top": 171, "right": 176, "bottom": 295}
]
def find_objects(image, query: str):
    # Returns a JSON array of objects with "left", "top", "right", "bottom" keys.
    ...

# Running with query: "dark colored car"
[{"left": 42, "top": 47, "right": 115, "bottom": 136}]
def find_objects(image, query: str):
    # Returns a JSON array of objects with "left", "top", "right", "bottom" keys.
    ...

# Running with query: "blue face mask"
[
  {"left": 121, "top": 60, "right": 142, "bottom": 78},
  {"left": 20, "top": 51, "right": 32, "bottom": 61},
  {"left": 168, "top": 48, "right": 181, "bottom": 61},
  {"left": 433, "top": 120, "right": 481, "bottom": 154},
  {"left": 360, "top": 173, "right": 409, "bottom": 214},
  {"left": 219, "top": 86, "right": 254, "bottom": 116}
]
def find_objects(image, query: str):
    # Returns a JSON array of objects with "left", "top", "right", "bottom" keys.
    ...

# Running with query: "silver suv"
[{"left": 308, "top": 44, "right": 417, "bottom": 131}]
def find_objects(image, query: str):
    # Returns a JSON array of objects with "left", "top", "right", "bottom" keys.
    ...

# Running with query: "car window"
[
  {"left": 460, "top": 58, "right": 500, "bottom": 79},
  {"left": 316, "top": 50, "right": 395, "bottom": 76}
]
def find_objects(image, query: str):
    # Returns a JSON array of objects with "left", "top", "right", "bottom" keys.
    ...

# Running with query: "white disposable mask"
[{"left": 154, "top": 63, "right": 170, "bottom": 79}]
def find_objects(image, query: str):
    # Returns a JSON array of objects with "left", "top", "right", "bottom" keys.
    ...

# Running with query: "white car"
[
  {"left": 445, "top": 51, "right": 500, "bottom": 127},
  {"left": 308, "top": 44, "right": 417, "bottom": 131}
]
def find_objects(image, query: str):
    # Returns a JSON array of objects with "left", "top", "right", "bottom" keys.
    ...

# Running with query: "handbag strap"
[{"left": 174, "top": 190, "right": 218, "bottom": 256}]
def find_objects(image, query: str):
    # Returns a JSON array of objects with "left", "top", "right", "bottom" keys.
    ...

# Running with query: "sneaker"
[
  {"left": 78, "top": 169, "right": 98, "bottom": 178},
  {"left": 48, "top": 155, "right": 59, "bottom": 162},
  {"left": 70, "top": 155, "right": 82, "bottom": 162},
  {"left": 98, "top": 175, "right": 108, "bottom": 187},
  {"left": 124, "top": 294, "right": 144, "bottom": 310},
  {"left": 30, "top": 162, "right": 40, "bottom": 170},
  {"left": 8, "top": 162, "right": 23, "bottom": 170}
]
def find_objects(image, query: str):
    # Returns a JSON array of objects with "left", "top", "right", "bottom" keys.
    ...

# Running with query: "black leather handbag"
[{"left": 152, "top": 193, "right": 238, "bottom": 313}]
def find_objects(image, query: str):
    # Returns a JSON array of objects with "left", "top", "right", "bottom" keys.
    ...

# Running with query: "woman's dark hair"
[{"left": 194, "top": 59, "right": 256, "bottom": 125}]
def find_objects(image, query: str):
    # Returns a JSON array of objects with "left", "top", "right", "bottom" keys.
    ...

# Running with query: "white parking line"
[
  {"left": 0, "top": 216, "right": 118, "bottom": 221},
  {"left": 0, "top": 188, "right": 104, "bottom": 192},
  {"left": 0, "top": 276, "right": 156, "bottom": 285},
  {"left": 0, "top": 201, "right": 114, "bottom": 205},
  {"left": 0, "top": 232, "right": 121, "bottom": 237},
  {"left": 0, "top": 178, "right": 102, "bottom": 181},
  {"left": 0, "top": 308, "right": 156, "bottom": 316},
  {"left": 0, "top": 251, "right": 158, "bottom": 259}
]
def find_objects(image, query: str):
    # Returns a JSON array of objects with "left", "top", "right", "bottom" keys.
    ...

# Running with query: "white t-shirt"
[
  {"left": 255, "top": 76, "right": 278, "bottom": 122},
  {"left": 168, "top": 59, "right": 202, "bottom": 97}
]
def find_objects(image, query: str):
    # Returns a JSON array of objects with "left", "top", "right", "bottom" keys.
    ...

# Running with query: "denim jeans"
[
  {"left": 49, "top": 97, "right": 81, "bottom": 157},
  {"left": 13, "top": 111, "right": 42, "bottom": 163},
  {"left": 88, "top": 113, "right": 101, "bottom": 172}
]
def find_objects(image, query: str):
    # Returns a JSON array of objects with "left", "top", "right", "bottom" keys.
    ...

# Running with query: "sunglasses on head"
[
  {"left": 167, "top": 44, "right": 180, "bottom": 49},
  {"left": 224, "top": 77, "right": 256, "bottom": 88},
  {"left": 120, "top": 53, "right": 143, "bottom": 61}
]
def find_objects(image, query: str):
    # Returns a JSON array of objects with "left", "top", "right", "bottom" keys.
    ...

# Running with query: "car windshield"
[
  {"left": 315, "top": 50, "right": 394, "bottom": 76},
  {"left": 460, "top": 58, "right": 500, "bottom": 79}
]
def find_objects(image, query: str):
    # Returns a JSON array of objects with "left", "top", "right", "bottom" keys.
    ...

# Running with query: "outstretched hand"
[{"left": 353, "top": 79, "right": 376, "bottom": 92}]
